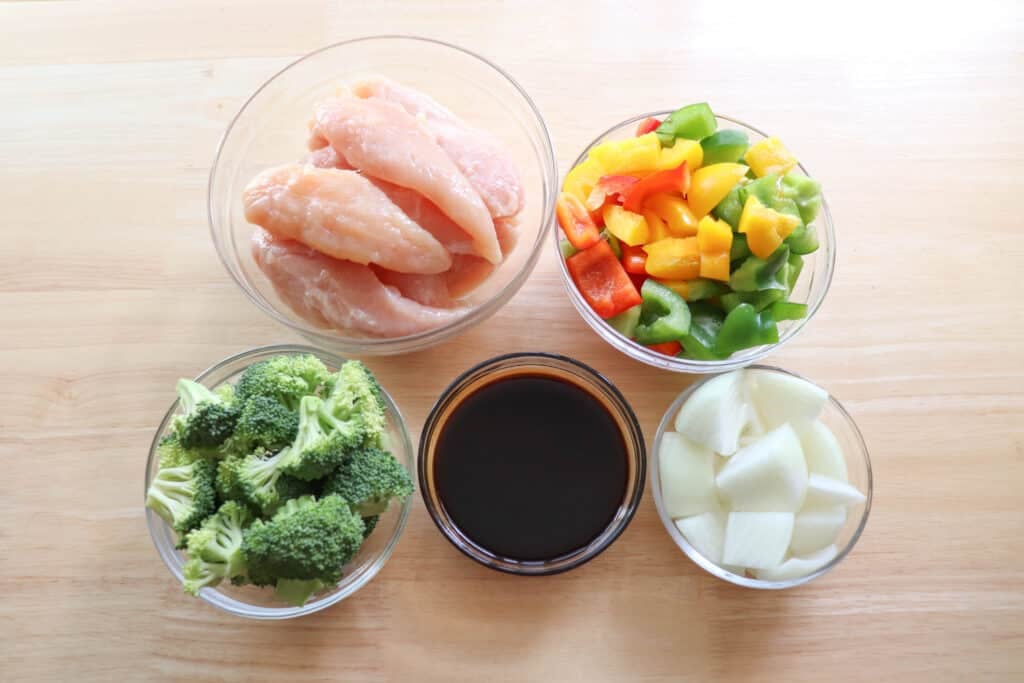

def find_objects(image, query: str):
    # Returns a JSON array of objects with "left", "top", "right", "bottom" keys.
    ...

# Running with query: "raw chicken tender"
[
  {"left": 243, "top": 163, "right": 451, "bottom": 275},
  {"left": 372, "top": 267, "right": 456, "bottom": 309},
  {"left": 351, "top": 76, "right": 525, "bottom": 219},
  {"left": 312, "top": 95, "right": 501, "bottom": 264},
  {"left": 251, "top": 230, "right": 463, "bottom": 337}
]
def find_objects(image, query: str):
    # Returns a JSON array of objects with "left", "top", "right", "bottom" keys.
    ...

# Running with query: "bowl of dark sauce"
[{"left": 418, "top": 353, "right": 646, "bottom": 575}]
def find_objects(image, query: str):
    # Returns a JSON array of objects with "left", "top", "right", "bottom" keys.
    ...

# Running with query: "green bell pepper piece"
[
  {"left": 635, "top": 279, "right": 691, "bottom": 344},
  {"left": 720, "top": 289, "right": 785, "bottom": 313},
  {"left": 730, "top": 233, "right": 751, "bottom": 262},
  {"left": 559, "top": 238, "right": 578, "bottom": 260},
  {"left": 700, "top": 129, "right": 750, "bottom": 165},
  {"left": 712, "top": 183, "right": 745, "bottom": 229},
  {"left": 655, "top": 102, "right": 717, "bottom": 146},
  {"left": 607, "top": 304, "right": 641, "bottom": 338},
  {"left": 738, "top": 174, "right": 780, "bottom": 207},
  {"left": 785, "top": 222, "right": 819, "bottom": 255},
  {"left": 787, "top": 253, "right": 804, "bottom": 292},
  {"left": 600, "top": 229, "right": 622, "bottom": 258},
  {"left": 715, "top": 303, "right": 779, "bottom": 356},
  {"left": 684, "top": 278, "right": 727, "bottom": 302},
  {"left": 770, "top": 301, "right": 808, "bottom": 321},
  {"left": 779, "top": 173, "right": 822, "bottom": 224},
  {"left": 729, "top": 246, "right": 791, "bottom": 292},
  {"left": 680, "top": 302, "right": 727, "bottom": 360}
]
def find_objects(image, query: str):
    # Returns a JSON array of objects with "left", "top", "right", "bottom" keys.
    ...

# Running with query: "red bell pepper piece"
[
  {"left": 566, "top": 240, "right": 643, "bottom": 319},
  {"left": 557, "top": 192, "right": 601, "bottom": 250},
  {"left": 645, "top": 340, "right": 682, "bottom": 356},
  {"left": 585, "top": 174, "right": 639, "bottom": 212},
  {"left": 629, "top": 272, "right": 648, "bottom": 293},
  {"left": 621, "top": 162, "right": 691, "bottom": 213},
  {"left": 621, "top": 243, "right": 648, "bottom": 275},
  {"left": 636, "top": 117, "right": 662, "bottom": 136}
]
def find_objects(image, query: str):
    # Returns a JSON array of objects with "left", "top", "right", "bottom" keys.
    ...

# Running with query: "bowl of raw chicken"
[{"left": 209, "top": 36, "right": 558, "bottom": 355}]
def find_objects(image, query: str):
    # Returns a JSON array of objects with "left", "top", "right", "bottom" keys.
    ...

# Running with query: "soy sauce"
[{"left": 433, "top": 373, "right": 628, "bottom": 562}]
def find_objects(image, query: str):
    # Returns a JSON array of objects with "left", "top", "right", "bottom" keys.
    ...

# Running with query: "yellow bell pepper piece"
[
  {"left": 588, "top": 133, "right": 661, "bottom": 174},
  {"left": 603, "top": 204, "right": 649, "bottom": 246},
  {"left": 643, "top": 237, "right": 700, "bottom": 279},
  {"left": 745, "top": 136, "right": 798, "bottom": 177},
  {"left": 642, "top": 210, "right": 671, "bottom": 243},
  {"left": 697, "top": 216, "right": 733, "bottom": 282},
  {"left": 654, "top": 138, "right": 703, "bottom": 171},
  {"left": 654, "top": 279, "right": 690, "bottom": 298},
  {"left": 645, "top": 193, "right": 698, "bottom": 236},
  {"left": 688, "top": 163, "right": 749, "bottom": 218},
  {"left": 737, "top": 196, "right": 801, "bottom": 258},
  {"left": 562, "top": 157, "right": 605, "bottom": 203}
]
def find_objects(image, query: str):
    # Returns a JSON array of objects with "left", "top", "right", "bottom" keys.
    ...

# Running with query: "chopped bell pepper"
[
  {"left": 786, "top": 253, "right": 804, "bottom": 292},
  {"left": 646, "top": 340, "right": 682, "bottom": 356},
  {"left": 738, "top": 174, "right": 780, "bottom": 207},
  {"left": 737, "top": 196, "right": 801, "bottom": 259},
  {"left": 729, "top": 246, "right": 791, "bottom": 292},
  {"left": 680, "top": 302, "right": 727, "bottom": 360},
  {"left": 603, "top": 204, "right": 649, "bottom": 246},
  {"left": 770, "top": 301, "right": 807, "bottom": 321},
  {"left": 778, "top": 173, "right": 822, "bottom": 223},
  {"left": 643, "top": 237, "right": 700, "bottom": 280},
  {"left": 607, "top": 304, "right": 641, "bottom": 337},
  {"left": 621, "top": 243, "right": 648, "bottom": 275},
  {"left": 645, "top": 193, "right": 698, "bottom": 236},
  {"left": 557, "top": 192, "right": 602, "bottom": 250},
  {"left": 656, "top": 277, "right": 727, "bottom": 302},
  {"left": 635, "top": 279, "right": 691, "bottom": 344},
  {"left": 642, "top": 210, "right": 672, "bottom": 242},
  {"left": 745, "top": 136, "right": 798, "bottom": 177},
  {"left": 730, "top": 233, "right": 751, "bottom": 262},
  {"left": 589, "top": 133, "right": 661, "bottom": 174},
  {"left": 701, "top": 130, "right": 750, "bottom": 165},
  {"left": 655, "top": 139, "right": 703, "bottom": 171},
  {"left": 712, "top": 183, "right": 745, "bottom": 229},
  {"left": 559, "top": 238, "right": 578, "bottom": 259},
  {"left": 566, "top": 240, "right": 642, "bottom": 319},
  {"left": 785, "top": 222, "right": 819, "bottom": 255},
  {"left": 715, "top": 303, "right": 779, "bottom": 355},
  {"left": 636, "top": 117, "right": 661, "bottom": 136},
  {"left": 655, "top": 102, "right": 717, "bottom": 146},
  {"left": 697, "top": 216, "right": 733, "bottom": 282},
  {"left": 721, "top": 289, "right": 785, "bottom": 313},
  {"left": 585, "top": 174, "right": 639, "bottom": 212},
  {"left": 601, "top": 229, "right": 622, "bottom": 258},
  {"left": 622, "top": 162, "right": 690, "bottom": 213},
  {"left": 562, "top": 157, "right": 605, "bottom": 203},
  {"left": 688, "top": 163, "right": 749, "bottom": 217}
]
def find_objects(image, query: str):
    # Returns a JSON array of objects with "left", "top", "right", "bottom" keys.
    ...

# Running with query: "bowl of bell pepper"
[{"left": 554, "top": 103, "right": 835, "bottom": 373}]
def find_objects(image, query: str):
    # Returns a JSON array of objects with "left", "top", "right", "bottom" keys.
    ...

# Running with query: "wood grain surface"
[{"left": 1, "top": 1, "right": 1022, "bottom": 681}]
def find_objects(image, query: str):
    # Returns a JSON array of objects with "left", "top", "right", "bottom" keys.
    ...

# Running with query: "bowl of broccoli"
[{"left": 144, "top": 344, "right": 415, "bottom": 619}]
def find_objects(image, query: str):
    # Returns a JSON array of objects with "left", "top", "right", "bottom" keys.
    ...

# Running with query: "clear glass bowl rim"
[
  {"left": 650, "top": 364, "right": 873, "bottom": 589},
  {"left": 207, "top": 35, "right": 559, "bottom": 355},
  {"left": 143, "top": 343, "right": 414, "bottom": 618},
  {"left": 417, "top": 352, "right": 647, "bottom": 575},
  {"left": 552, "top": 110, "right": 838, "bottom": 373}
]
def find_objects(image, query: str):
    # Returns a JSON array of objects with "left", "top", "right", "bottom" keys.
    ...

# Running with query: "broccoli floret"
[
  {"left": 156, "top": 433, "right": 200, "bottom": 469},
  {"left": 362, "top": 514, "right": 379, "bottom": 539},
  {"left": 145, "top": 459, "right": 217, "bottom": 540},
  {"left": 173, "top": 379, "right": 239, "bottom": 451},
  {"left": 323, "top": 446, "right": 413, "bottom": 517},
  {"left": 274, "top": 578, "right": 326, "bottom": 607},
  {"left": 242, "top": 495, "right": 365, "bottom": 588},
  {"left": 225, "top": 396, "right": 299, "bottom": 454},
  {"left": 318, "top": 361, "right": 387, "bottom": 449},
  {"left": 281, "top": 395, "right": 349, "bottom": 481},
  {"left": 181, "top": 501, "right": 252, "bottom": 595},
  {"left": 234, "top": 354, "right": 329, "bottom": 411},
  {"left": 215, "top": 448, "right": 313, "bottom": 516}
]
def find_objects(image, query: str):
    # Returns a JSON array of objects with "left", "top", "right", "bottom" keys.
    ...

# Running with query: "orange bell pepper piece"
[
  {"left": 646, "top": 340, "right": 682, "bottom": 356},
  {"left": 585, "top": 174, "right": 639, "bottom": 212},
  {"left": 645, "top": 193, "right": 698, "bottom": 236},
  {"left": 622, "top": 162, "right": 691, "bottom": 213},
  {"left": 620, "top": 244, "right": 648, "bottom": 275},
  {"left": 688, "top": 163, "right": 749, "bottom": 217},
  {"left": 697, "top": 215, "right": 733, "bottom": 282},
  {"left": 643, "top": 237, "right": 700, "bottom": 280},
  {"left": 566, "top": 240, "right": 643, "bottom": 319},
  {"left": 557, "top": 192, "right": 602, "bottom": 250}
]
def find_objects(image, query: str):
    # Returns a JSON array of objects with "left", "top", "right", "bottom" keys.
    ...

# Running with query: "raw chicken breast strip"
[
  {"left": 372, "top": 267, "right": 456, "bottom": 309},
  {"left": 446, "top": 217, "right": 521, "bottom": 297},
  {"left": 352, "top": 76, "right": 525, "bottom": 219},
  {"left": 252, "top": 230, "right": 464, "bottom": 337},
  {"left": 243, "top": 163, "right": 451, "bottom": 275},
  {"left": 312, "top": 95, "right": 502, "bottom": 264}
]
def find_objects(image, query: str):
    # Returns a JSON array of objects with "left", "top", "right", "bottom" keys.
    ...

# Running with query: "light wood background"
[{"left": 2, "top": 1, "right": 1022, "bottom": 681}]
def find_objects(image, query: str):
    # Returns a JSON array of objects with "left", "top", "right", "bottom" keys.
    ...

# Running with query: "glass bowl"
[
  {"left": 553, "top": 111, "right": 836, "bottom": 373},
  {"left": 209, "top": 36, "right": 558, "bottom": 355},
  {"left": 650, "top": 365, "right": 872, "bottom": 589},
  {"left": 418, "top": 353, "right": 646, "bottom": 575},
  {"left": 144, "top": 344, "right": 414, "bottom": 618}
]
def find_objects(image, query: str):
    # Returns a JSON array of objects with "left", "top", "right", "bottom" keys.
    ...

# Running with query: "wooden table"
[{"left": 2, "top": 1, "right": 1022, "bottom": 680}]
